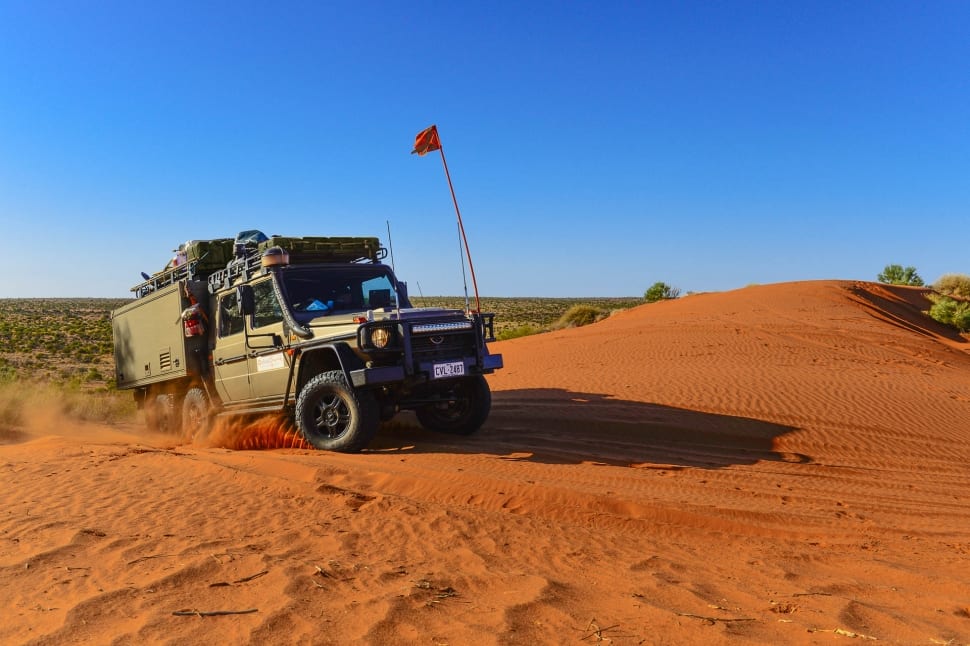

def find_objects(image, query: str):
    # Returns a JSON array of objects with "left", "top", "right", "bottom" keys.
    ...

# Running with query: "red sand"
[{"left": 2, "top": 280, "right": 969, "bottom": 644}]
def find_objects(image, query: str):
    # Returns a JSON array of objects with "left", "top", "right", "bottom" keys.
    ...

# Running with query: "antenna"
[
  {"left": 386, "top": 220, "right": 401, "bottom": 317},
  {"left": 385, "top": 220, "right": 397, "bottom": 274}
]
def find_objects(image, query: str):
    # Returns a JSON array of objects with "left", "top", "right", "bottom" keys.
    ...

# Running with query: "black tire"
[
  {"left": 295, "top": 371, "right": 379, "bottom": 452},
  {"left": 416, "top": 375, "right": 491, "bottom": 435},
  {"left": 146, "top": 393, "right": 181, "bottom": 434},
  {"left": 181, "top": 387, "right": 210, "bottom": 441},
  {"left": 144, "top": 394, "right": 159, "bottom": 432}
]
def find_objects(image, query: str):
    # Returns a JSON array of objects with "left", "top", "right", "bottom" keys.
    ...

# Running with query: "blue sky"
[{"left": 1, "top": 1, "right": 967, "bottom": 298}]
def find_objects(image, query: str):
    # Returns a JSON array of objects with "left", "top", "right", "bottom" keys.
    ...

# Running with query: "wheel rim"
[
  {"left": 156, "top": 396, "right": 176, "bottom": 433},
  {"left": 430, "top": 384, "right": 471, "bottom": 423},
  {"left": 185, "top": 403, "right": 203, "bottom": 431},
  {"left": 312, "top": 393, "right": 351, "bottom": 438}
]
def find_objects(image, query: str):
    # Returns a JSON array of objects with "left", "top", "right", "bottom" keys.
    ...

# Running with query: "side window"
[
  {"left": 252, "top": 280, "right": 283, "bottom": 328},
  {"left": 219, "top": 292, "right": 244, "bottom": 337},
  {"left": 361, "top": 276, "right": 397, "bottom": 309}
]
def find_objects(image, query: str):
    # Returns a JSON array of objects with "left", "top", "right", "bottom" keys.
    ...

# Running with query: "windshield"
[{"left": 281, "top": 265, "right": 401, "bottom": 318}]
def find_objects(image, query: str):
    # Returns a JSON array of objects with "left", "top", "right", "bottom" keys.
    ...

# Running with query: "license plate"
[{"left": 433, "top": 361, "right": 465, "bottom": 379}]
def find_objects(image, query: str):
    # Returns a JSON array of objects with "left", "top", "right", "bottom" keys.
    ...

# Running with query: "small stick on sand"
[
  {"left": 580, "top": 619, "right": 620, "bottom": 641},
  {"left": 233, "top": 570, "right": 268, "bottom": 584},
  {"left": 209, "top": 569, "right": 269, "bottom": 587},
  {"left": 172, "top": 608, "right": 258, "bottom": 617},
  {"left": 127, "top": 554, "right": 176, "bottom": 566},
  {"left": 675, "top": 612, "right": 757, "bottom": 624},
  {"left": 808, "top": 627, "right": 877, "bottom": 640}
]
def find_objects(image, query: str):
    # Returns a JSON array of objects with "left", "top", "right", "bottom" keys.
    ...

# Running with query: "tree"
[
  {"left": 877, "top": 264, "right": 924, "bottom": 286},
  {"left": 644, "top": 282, "right": 681, "bottom": 303}
]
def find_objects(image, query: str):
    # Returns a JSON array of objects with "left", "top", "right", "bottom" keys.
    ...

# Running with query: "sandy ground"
[{"left": 2, "top": 280, "right": 969, "bottom": 645}]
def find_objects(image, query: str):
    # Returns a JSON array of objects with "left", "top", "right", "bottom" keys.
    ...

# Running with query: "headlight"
[{"left": 371, "top": 326, "right": 392, "bottom": 349}]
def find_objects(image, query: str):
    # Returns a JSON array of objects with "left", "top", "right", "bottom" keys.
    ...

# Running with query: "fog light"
[{"left": 371, "top": 327, "right": 392, "bottom": 349}]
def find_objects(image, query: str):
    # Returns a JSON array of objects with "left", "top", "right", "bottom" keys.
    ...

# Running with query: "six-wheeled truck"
[{"left": 111, "top": 231, "right": 503, "bottom": 452}]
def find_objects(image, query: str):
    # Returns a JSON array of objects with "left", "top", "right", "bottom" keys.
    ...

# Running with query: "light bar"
[{"left": 412, "top": 321, "right": 474, "bottom": 334}]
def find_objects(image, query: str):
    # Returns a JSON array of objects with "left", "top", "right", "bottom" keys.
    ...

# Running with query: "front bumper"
[{"left": 349, "top": 352, "right": 503, "bottom": 389}]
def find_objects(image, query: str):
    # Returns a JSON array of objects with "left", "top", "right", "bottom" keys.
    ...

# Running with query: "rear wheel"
[
  {"left": 416, "top": 375, "right": 491, "bottom": 435},
  {"left": 295, "top": 371, "right": 379, "bottom": 452},
  {"left": 145, "top": 393, "right": 181, "bottom": 434},
  {"left": 181, "top": 387, "right": 211, "bottom": 441}
]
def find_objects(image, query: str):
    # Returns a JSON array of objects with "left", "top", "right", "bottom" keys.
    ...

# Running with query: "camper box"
[{"left": 112, "top": 279, "right": 209, "bottom": 390}]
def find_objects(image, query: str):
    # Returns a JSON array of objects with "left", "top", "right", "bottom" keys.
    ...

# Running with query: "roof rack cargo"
[{"left": 130, "top": 232, "right": 386, "bottom": 298}]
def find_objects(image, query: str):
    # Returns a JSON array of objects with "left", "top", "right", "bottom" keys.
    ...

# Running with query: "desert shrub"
[
  {"left": 0, "top": 384, "right": 24, "bottom": 427},
  {"left": 933, "top": 273, "right": 970, "bottom": 299},
  {"left": 0, "top": 360, "right": 15, "bottom": 385},
  {"left": 926, "top": 294, "right": 970, "bottom": 332},
  {"left": 644, "top": 282, "right": 681, "bottom": 303},
  {"left": 552, "top": 305, "right": 608, "bottom": 329},
  {"left": 56, "top": 387, "right": 137, "bottom": 423},
  {"left": 497, "top": 324, "right": 542, "bottom": 341},
  {"left": 878, "top": 264, "right": 924, "bottom": 286},
  {"left": 0, "top": 379, "right": 136, "bottom": 427}
]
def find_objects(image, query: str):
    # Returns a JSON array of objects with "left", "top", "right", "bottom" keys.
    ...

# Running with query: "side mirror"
[{"left": 237, "top": 284, "right": 255, "bottom": 316}]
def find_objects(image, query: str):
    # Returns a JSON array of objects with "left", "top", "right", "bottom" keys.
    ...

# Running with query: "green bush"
[
  {"left": 644, "top": 282, "right": 681, "bottom": 303},
  {"left": 552, "top": 305, "right": 607, "bottom": 329},
  {"left": 877, "top": 264, "right": 924, "bottom": 286},
  {"left": 933, "top": 273, "right": 970, "bottom": 299},
  {"left": 496, "top": 324, "right": 542, "bottom": 341},
  {"left": 927, "top": 294, "right": 970, "bottom": 332},
  {"left": 956, "top": 309, "right": 970, "bottom": 332}
]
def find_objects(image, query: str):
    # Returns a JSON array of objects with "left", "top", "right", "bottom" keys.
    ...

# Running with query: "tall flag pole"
[{"left": 412, "top": 124, "right": 482, "bottom": 313}]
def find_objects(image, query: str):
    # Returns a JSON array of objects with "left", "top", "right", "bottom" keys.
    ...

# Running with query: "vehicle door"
[
  {"left": 212, "top": 289, "right": 252, "bottom": 402},
  {"left": 246, "top": 278, "right": 291, "bottom": 400}
]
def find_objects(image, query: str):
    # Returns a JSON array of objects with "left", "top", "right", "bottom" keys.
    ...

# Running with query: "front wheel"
[
  {"left": 416, "top": 375, "right": 491, "bottom": 435},
  {"left": 181, "top": 387, "right": 211, "bottom": 442},
  {"left": 295, "top": 371, "right": 379, "bottom": 452}
]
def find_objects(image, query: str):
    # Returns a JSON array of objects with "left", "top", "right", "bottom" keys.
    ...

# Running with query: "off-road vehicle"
[{"left": 111, "top": 230, "right": 503, "bottom": 452}]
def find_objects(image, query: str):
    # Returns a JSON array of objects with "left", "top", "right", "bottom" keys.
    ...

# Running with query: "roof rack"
[
  {"left": 130, "top": 235, "right": 388, "bottom": 298},
  {"left": 130, "top": 262, "right": 194, "bottom": 298}
]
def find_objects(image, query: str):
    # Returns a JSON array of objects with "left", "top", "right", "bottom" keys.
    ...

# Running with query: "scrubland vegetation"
[
  {"left": 927, "top": 273, "right": 970, "bottom": 332},
  {"left": 410, "top": 296, "right": 644, "bottom": 340},
  {"left": 0, "top": 298, "right": 135, "bottom": 428},
  {"left": 877, "top": 266, "right": 970, "bottom": 333},
  {"left": 0, "top": 299, "right": 125, "bottom": 382}
]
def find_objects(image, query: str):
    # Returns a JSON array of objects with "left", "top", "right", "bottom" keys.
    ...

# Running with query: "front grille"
[{"left": 410, "top": 329, "right": 476, "bottom": 362}]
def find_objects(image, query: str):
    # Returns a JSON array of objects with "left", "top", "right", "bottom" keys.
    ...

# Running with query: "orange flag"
[{"left": 411, "top": 124, "right": 441, "bottom": 156}]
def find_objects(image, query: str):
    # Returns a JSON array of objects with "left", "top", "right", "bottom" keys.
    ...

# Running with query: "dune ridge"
[{"left": 2, "top": 280, "right": 969, "bottom": 644}]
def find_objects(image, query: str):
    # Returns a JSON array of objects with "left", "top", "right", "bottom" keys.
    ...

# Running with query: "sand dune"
[{"left": 2, "top": 280, "right": 969, "bottom": 644}]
